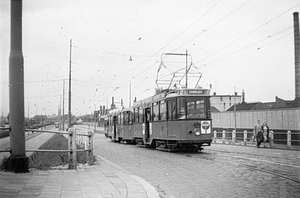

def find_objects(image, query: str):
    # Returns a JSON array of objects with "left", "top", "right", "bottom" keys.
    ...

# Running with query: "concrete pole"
[
  {"left": 68, "top": 39, "right": 72, "bottom": 128},
  {"left": 8, "top": 0, "right": 28, "bottom": 173},
  {"left": 62, "top": 79, "right": 65, "bottom": 130},
  {"left": 294, "top": 12, "right": 300, "bottom": 98}
]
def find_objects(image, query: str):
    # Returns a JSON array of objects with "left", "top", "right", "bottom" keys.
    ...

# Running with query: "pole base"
[{"left": 5, "top": 155, "right": 29, "bottom": 173}]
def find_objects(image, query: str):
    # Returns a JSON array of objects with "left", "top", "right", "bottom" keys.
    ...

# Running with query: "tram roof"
[
  {"left": 107, "top": 107, "right": 133, "bottom": 115},
  {"left": 133, "top": 88, "right": 210, "bottom": 107}
]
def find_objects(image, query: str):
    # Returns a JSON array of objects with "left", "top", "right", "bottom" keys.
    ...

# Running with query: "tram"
[
  {"left": 132, "top": 88, "right": 212, "bottom": 151},
  {"left": 106, "top": 108, "right": 134, "bottom": 143},
  {"left": 105, "top": 52, "right": 212, "bottom": 151}
]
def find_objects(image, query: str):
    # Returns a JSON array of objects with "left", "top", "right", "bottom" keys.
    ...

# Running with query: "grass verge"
[
  {"left": 1, "top": 133, "right": 95, "bottom": 171},
  {"left": 29, "top": 133, "right": 92, "bottom": 170}
]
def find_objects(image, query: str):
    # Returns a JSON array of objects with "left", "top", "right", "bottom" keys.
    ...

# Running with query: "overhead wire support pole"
[
  {"left": 186, "top": 49, "right": 188, "bottom": 88},
  {"left": 68, "top": 39, "right": 72, "bottom": 128},
  {"left": 8, "top": 0, "right": 29, "bottom": 173},
  {"left": 62, "top": 79, "right": 65, "bottom": 130}
]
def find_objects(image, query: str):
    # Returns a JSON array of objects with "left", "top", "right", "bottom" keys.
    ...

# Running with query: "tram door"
[
  {"left": 113, "top": 115, "right": 117, "bottom": 140},
  {"left": 144, "top": 108, "right": 150, "bottom": 141}
]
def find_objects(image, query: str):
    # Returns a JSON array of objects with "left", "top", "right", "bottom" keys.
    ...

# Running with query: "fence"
[
  {"left": 212, "top": 129, "right": 300, "bottom": 149},
  {"left": 0, "top": 127, "right": 94, "bottom": 169},
  {"left": 212, "top": 108, "right": 300, "bottom": 130}
]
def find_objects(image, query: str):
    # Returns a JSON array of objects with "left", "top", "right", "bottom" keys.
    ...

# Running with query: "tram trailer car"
[
  {"left": 106, "top": 108, "right": 134, "bottom": 143},
  {"left": 132, "top": 88, "right": 212, "bottom": 152}
]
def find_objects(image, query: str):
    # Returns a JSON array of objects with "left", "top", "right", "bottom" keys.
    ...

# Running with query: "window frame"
[
  {"left": 152, "top": 102, "right": 159, "bottom": 121},
  {"left": 186, "top": 97, "right": 206, "bottom": 119},
  {"left": 160, "top": 100, "right": 166, "bottom": 121}
]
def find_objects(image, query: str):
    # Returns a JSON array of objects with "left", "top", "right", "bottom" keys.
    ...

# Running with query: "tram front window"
[
  {"left": 177, "top": 97, "right": 186, "bottom": 119},
  {"left": 187, "top": 98, "right": 205, "bottom": 119}
]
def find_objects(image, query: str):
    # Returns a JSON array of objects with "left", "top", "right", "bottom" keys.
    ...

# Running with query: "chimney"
[
  {"left": 242, "top": 90, "right": 245, "bottom": 103},
  {"left": 294, "top": 12, "right": 300, "bottom": 98},
  {"left": 111, "top": 97, "right": 115, "bottom": 109}
]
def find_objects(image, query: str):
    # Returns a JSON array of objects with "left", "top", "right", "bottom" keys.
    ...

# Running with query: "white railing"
[
  {"left": 213, "top": 129, "right": 299, "bottom": 149},
  {"left": 0, "top": 127, "right": 94, "bottom": 169}
]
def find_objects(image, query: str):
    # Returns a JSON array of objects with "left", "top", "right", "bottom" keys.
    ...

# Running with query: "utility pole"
[
  {"left": 129, "top": 83, "right": 131, "bottom": 108},
  {"left": 68, "top": 39, "right": 72, "bottom": 128},
  {"left": 28, "top": 102, "right": 29, "bottom": 127},
  {"left": 186, "top": 49, "right": 188, "bottom": 88},
  {"left": 8, "top": 0, "right": 28, "bottom": 173},
  {"left": 59, "top": 96, "right": 61, "bottom": 130},
  {"left": 234, "top": 87, "right": 237, "bottom": 133},
  {"left": 62, "top": 79, "right": 65, "bottom": 130}
]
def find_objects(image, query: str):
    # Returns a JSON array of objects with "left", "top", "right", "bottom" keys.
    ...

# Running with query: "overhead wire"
[
  {"left": 194, "top": 2, "right": 300, "bottom": 64},
  {"left": 90, "top": 0, "right": 223, "bottom": 105},
  {"left": 199, "top": 25, "right": 293, "bottom": 68},
  {"left": 173, "top": 0, "right": 253, "bottom": 51},
  {"left": 76, "top": 2, "right": 300, "bottom": 113}
]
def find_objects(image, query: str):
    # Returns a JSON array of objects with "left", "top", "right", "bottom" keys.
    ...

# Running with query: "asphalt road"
[{"left": 92, "top": 132, "right": 300, "bottom": 198}]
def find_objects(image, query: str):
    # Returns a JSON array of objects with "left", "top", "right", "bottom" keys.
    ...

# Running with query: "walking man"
[{"left": 253, "top": 120, "right": 262, "bottom": 142}]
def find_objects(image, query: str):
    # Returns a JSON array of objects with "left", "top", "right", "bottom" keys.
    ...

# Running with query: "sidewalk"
[
  {"left": 213, "top": 139, "right": 300, "bottom": 150},
  {"left": 0, "top": 129, "right": 161, "bottom": 198},
  {"left": 0, "top": 157, "right": 160, "bottom": 198}
]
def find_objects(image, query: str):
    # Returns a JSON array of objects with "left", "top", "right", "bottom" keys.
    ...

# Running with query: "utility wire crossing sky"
[{"left": 1, "top": 0, "right": 300, "bottom": 117}]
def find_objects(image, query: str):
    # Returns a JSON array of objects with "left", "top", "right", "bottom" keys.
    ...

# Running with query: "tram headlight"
[{"left": 194, "top": 128, "right": 201, "bottom": 136}]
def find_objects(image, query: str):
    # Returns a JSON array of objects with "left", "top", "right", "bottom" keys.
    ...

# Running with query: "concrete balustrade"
[{"left": 212, "top": 129, "right": 298, "bottom": 149}]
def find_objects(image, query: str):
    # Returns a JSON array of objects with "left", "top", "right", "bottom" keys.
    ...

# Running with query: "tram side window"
[
  {"left": 134, "top": 108, "right": 139, "bottom": 123},
  {"left": 139, "top": 107, "right": 144, "bottom": 123},
  {"left": 177, "top": 97, "right": 186, "bottom": 119},
  {"left": 187, "top": 98, "right": 206, "bottom": 119},
  {"left": 128, "top": 111, "right": 133, "bottom": 124},
  {"left": 124, "top": 112, "right": 128, "bottom": 124},
  {"left": 160, "top": 100, "right": 166, "bottom": 120},
  {"left": 120, "top": 113, "right": 123, "bottom": 125},
  {"left": 167, "top": 100, "right": 176, "bottom": 120},
  {"left": 152, "top": 102, "right": 159, "bottom": 121}
]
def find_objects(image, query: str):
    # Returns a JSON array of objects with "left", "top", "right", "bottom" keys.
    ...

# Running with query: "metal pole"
[
  {"left": 62, "top": 79, "right": 65, "bottom": 130},
  {"left": 59, "top": 95, "right": 61, "bottom": 130},
  {"left": 186, "top": 49, "right": 188, "bottom": 88},
  {"left": 234, "top": 88, "right": 236, "bottom": 133},
  {"left": 8, "top": 0, "right": 28, "bottom": 173},
  {"left": 293, "top": 12, "right": 300, "bottom": 98},
  {"left": 68, "top": 39, "right": 72, "bottom": 128},
  {"left": 129, "top": 83, "right": 131, "bottom": 108},
  {"left": 35, "top": 104, "right": 37, "bottom": 130}
]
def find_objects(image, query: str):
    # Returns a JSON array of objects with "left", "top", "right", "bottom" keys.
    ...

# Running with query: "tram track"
[
  {"left": 207, "top": 147, "right": 299, "bottom": 163},
  {"left": 178, "top": 148, "right": 300, "bottom": 185},
  {"left": 202, "top": 149, "right": 300, "bottom": 185},
  {"left": 218, "top": 156, "right": 300, "bottom": 184},
  {"left": 239, "top": 163, "right": 300, "bottom": 184}
]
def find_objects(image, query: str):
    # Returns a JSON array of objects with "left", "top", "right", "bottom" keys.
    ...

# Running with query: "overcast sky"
[{"left": 1, "top": 0, "right": 300, "bottom": 117}]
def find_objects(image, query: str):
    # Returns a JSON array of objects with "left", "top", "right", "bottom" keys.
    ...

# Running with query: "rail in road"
[{"left": 203, "top": 146, "right": 300, "bottom": 185}]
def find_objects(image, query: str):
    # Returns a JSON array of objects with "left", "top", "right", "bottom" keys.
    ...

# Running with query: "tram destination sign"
[{"left": 177, "top": 89, "right": 210, "bottom": 95}]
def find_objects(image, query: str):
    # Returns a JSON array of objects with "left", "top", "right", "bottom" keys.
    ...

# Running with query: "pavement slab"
[
  {"left": 0, "top": 127, "right": 161, "bottom": 198},
  {"left": 0, "top": 156, "right": 161, "bottom": 198}
]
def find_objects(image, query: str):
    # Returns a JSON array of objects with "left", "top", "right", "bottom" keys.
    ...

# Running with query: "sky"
[{"left": 1, "top": 0, "right": 300, "bottom": 117}]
